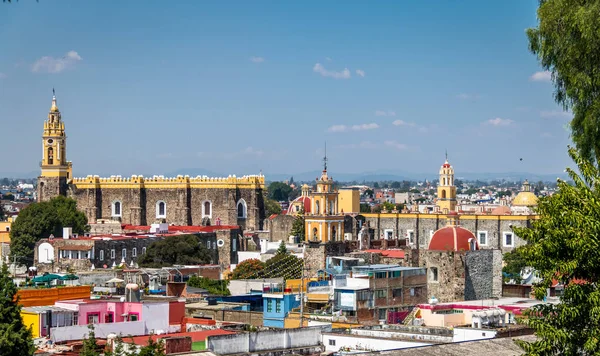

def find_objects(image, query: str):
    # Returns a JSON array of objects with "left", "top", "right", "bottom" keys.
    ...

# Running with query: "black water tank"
[{"left": 207, "top": 297, "right": 217, "bottom": 306}]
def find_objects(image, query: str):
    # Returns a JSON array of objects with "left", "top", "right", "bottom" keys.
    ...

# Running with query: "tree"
[
  {"left": 231, "top": 259, "right": 265, "bottom": 279},
  {"left": 276, "top": 240, "right": 288, "bottom": 255},
  {"left": 527, "top": 0, "right": 600, "bottom": 166},
  {"left": 0, "top": 203, "right": 4, "bottom": 221},
  {"left": 502, "top": 248, "right": 527, "bottom": 284},
  {"left": 80, "top": 324, "right": 101, "bottom": 356},
  {"left": 10, "top": 196, "right": 88, "bottom": 266},
  {"left": 264, "top": 198, "right": 282, "bottom": 216},
  {"left": 138, "top": 337, "right": 165, "bottom": 356},
  {"left": 390, "top": 181, "right": 401, "bottom": 189},
  {"left": 514, "top": 147, "right": 600, "bottom": 355},
  {"left": 364, "top": 189, "right": 374, "bottom": 198},
  {"left": 0, "top": 263, "right": 34, "bottom": 356},
  {"left": 138, "top": 234, "right": 212, "bottom": 267},
  {"left": 373, "top": 182, "right": 379, "bottom": 189},
  {"left": 290, "top": 211, "right": 305, "bottom": 241},
  {"left": 2, "top": 193, "right": 14, "bottom": 202},
  {"left": 263, "top": 253, "right": 302, "bottom": 280},
  {"left": 359, "top": 203, "right": 371, "bottom": 213},
  {"left": 268, "top": 182, "right": 293, "bottom": 201},
  {"left": 187, "top": 275, "right": 230, "bottom": 296}
]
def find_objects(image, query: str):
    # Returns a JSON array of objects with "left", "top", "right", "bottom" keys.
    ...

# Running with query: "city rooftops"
[{"left": 351, "top": 264, "right": 423, "bottom": 272}]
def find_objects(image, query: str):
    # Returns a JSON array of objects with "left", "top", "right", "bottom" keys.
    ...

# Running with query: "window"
[
  {"left": 237, "top": 199, "right": 247, "bottom": 219},
  {"left": 73, "top": 312, "right": 78, "bottom": 325},
  {"left": 276, "top": 300, "right": 282, "bottom": 313},
  {"left": 430, "top": 267, "right": 439, "bottom": 282},
  {"left": 477, "top": 231, "right": 488, "bottom": 246},
  {"left": 132, "top": 248, "right": 137, "bottom": 257},
  {"left": 503, "top": 232, "right": 514, "bottom": 247},
  {"left": 105, "top": 313, "right": 114, "bottom": 323},
  {"left": 267, "top": 300, "right": 273, "bottom": 312},
  {"left": 213, "top": 241, "right": 216, "bottom": 250},
  {"left": 87, "top": 313, "right": 99, "bottom": 324},
  {"left": 112, "top": 201, "right": 122, "bottom": 217},
  {"left": 122, "top": 248, "right": 127, "bottom": 259},
  {"left": 374, "top": 289, "right": 387, "bottom": 298},
  {"left": 129, "top": 314, "right": 138, "bottom": 322},
  {"left": 331, "top": 226, "right": 337, "bottom": 241},
  {"left": 202, "top": 201, "right": 212, "bottom": 218},
  {"left": 329, "top": 339, "right": 336, "bottom": 346},
  {"left": 207, "top": 241, "right": 211, "bottom": 249},
  {"left": 99, "top": 250, "right": 104, "bottom": 261},
  {"left": 313, "top": 227, "right": 318, "bottom": 241},
  {"left": 375, "top": 272, "right": 387, "bottom": 279},
  {"left": 392, "top": 288, "right": 402, "bottom": 298},
  {"left": 232, "top": 241, "right": 236, "bottom": 252},
  {"left": 356, "top": 290, "right": 370, "bottom": 301},
  {"left": 441, "top": 190, "right": 447, "bottom": 198},
  {"left": 410, "top": 288, "right": 415, "bottom": 297},
  {"left": 142, "top": 247, "right": 147, "bottom": 255},
  {"left": 110, "top": 249, "right": 115, "bottom": 259},
  {"left": 384, "top": 229, "right": 393, "bottom": 240},
  {"left": 315, "top": 200, "right": 320, "bottom": 215},
  {"left": 407, "top": 230, "right": 415, "bottom": 244},
  {"left": 156, "top": 201, "right": 166, "bottom": 218},
  {"left": 48, "top": 147, "right": 54, "bottom": 165}
]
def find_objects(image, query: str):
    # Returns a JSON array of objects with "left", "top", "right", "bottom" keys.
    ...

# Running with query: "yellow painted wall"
[
  {"left": 21, "top": 311, "right": 40, "bottom": 338},
  {"left": 338, "top": 189, "right": 360, "bottom": 214}
]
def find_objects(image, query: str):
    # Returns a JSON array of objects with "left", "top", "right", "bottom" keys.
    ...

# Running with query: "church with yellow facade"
[{"left": 37, "top": 92, "right": 266, "bottom": 230}]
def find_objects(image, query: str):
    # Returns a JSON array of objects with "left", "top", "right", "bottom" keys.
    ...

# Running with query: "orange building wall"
[{"left": 16, "top": 286, "right": 90, "bottom": 307}]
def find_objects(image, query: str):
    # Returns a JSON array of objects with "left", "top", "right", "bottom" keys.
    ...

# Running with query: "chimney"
[{"left": 63, "top": 227, "right": 73, "bottom": 240}]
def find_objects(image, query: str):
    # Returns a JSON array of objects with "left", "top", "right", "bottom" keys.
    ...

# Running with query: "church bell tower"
[
  {"left": 37, "top": 90, "right": 72, "bottom": 202},
  {"left": 436, "top": 153, "right": 457, "bottom": 214}
]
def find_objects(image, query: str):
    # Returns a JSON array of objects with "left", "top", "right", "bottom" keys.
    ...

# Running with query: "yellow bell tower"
[
  {"left": 436, "top": 152, "right": 456, "bottom": 214},
  {"left": 37, "top": 90, "right": 73, "bottom": 202}
]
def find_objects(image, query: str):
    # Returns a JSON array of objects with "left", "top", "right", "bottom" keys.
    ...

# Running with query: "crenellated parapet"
[{"left": 71, "top": 174, "right": 265, "bottom": 189}]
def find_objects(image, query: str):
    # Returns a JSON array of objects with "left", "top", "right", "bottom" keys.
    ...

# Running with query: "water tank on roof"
[{"left": 207, "top": 297, "right": 217, "bottom": 306}]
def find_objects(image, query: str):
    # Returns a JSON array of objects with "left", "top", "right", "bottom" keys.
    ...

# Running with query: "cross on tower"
[{"left": 323, "top": 142, "right": 328, "bottom": 171}]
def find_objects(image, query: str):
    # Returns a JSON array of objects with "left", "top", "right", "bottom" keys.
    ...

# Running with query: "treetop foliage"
[
  {"left": 0, "top": 264, "right": 35, "bottom": 355},
  {"left": 138, "top": 234, "right": 212, "bottom": 267}
]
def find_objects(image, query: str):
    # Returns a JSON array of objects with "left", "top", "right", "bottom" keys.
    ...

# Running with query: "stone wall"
[
  {"left": 265, "top": 215, "right": 296, "bottom": 242},
  {"left": 37, "top": 176, "right": 67, "bottom": 202},
  {"left": 464, "top": 249, "right": 503, "bottom": 300},
  {"left": 69, "top": 185, "right": 265, "bottom": 230},
  {"left": 357, "top": 214, "right": 534, "bottom": 252},
  {"left": 304, "top": 242, "right": 350, "bottom": 277}
]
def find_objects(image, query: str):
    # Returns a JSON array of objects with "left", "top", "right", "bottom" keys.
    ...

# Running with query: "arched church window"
[
  {"left": 315, "top": 201, "right": 320, "bottom": 215},
  {"left": 48, "top": 147, "right": 54, "bottom": 165},
  {"left": 313, "top": 227, "right": 318, "bottom": 241},
  {"left": 441, "top": 190, "right": 447, "bottom": 199},
  {"left": 237, "top": 199, "right": 247, "bottom": 219},
  {"left": 442, "top": 177, "right": 446, "bottom": 186},
  {"left": 156, "top": 201, "right": 166, "bottom": 218},
  {"left": 332, "top": 226, "right": 336, "bottom": 241},
  {"left": 112, "top": 201, "right": 122, "bottom": 217},
  {"left": 203, "top": 201, "right": 212, "bottom": 218}
]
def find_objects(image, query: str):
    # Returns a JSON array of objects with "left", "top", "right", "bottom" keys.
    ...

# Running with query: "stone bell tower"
[{"left": 37, "top": 89, "right": 73, "bottom": 202}]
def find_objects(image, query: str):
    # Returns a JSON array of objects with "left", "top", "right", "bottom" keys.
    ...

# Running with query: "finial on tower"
[
  {"left": 50, "top": 88, "right": 58, "bottom": 112},
  {"left": 323, "top": 142, "right": 328, "bottom": 172},
  {"left": 445, "top": 149, "right": 448, "bottom": 162}
]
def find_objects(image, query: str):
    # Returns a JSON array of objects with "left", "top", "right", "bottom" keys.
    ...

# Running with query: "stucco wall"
[
  {"left": 322, "top": 333, "right": 431, "bottom": 353},
  {"left": 51, "top": 321, "right": 146, "bottom": 343}
]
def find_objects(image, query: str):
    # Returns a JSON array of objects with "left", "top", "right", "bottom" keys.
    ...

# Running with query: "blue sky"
[{"left": 0, "top": 1, "right": 571, "bottom": 178}]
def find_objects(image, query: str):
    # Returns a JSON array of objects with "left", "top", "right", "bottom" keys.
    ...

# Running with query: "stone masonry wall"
[
  {"left": 464, "top": 249, "right": 503, "bottom": 300},
  {"left": 417, "top": 250, "right": 466, "bottom": 303},
  {"left": 266, "top": 215, "right": 296, "bottom": 242}
]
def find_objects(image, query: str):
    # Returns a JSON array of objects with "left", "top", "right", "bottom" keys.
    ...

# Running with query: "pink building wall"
[{"left": 75, "top": 301, "right": 144, "bottom": 325}]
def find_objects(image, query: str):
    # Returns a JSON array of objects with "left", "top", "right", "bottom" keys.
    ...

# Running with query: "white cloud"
[
  {"left": 32, "top": 50, "right": 82, "bottom": 73},
  {"left": 327, "top": 123, "right": 379, "bottom": 132},
  {"left": 540, "top": 110, "right": 572, "bottom": 119},
  {"left": 530, "top": 71, "right": 552, "bottom": 82},
  {"left": 250, "top": 56, "right": 265, "bottom": 63},
  {"left": 0, "top": 73, "right": 5, "bottom": 79},
  {"left": 375, "top": 110, "right": 396, "bottom": 117},
  {"left": 457, "top": 93, "right": 481, "bottom": 100},
  {"left": 313, "top": 63, "right": 351, "bottom": 79},
  {"left": 541, "top": 132, "right": 554, "bottom": 138},
  {"left": 356, "top": 69, "right": 365, "bottom": 77},
  {"left": 392, "top": 120, "right": 416, "bottom": 127},
  {"left": 486, "top": 117, "right": 514, "bottom": 126},
  {"left": 325, "top": 57, "right": 332, "bottom": 61},
  {"left": 384, "top": 140, "right": 408, "bottom": 150}
]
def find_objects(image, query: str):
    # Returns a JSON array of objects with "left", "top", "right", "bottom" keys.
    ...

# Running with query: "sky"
[{"left": 0, "top": 1, "right": 572, "bottom": 179}]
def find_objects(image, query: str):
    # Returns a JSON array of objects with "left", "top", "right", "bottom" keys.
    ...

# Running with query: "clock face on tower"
[{"left": 47, "top": 139, "right": 54, "bottom": 144}]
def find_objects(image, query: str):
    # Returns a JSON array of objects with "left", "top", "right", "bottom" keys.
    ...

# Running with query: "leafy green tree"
[
  {"left": 515, "top": 147, "right": 600, "bottom": 355},
  {"left": 390, "top": 181, "right": 401, "bottom": 189},
  {"left": 527, "top": 0, "right": 600, "bottom": 166},
  {"left": 138, "top": 337, "right": 165, "bottom": 356},
  {"left": 80, "top": 324, "right": 101, "bottom": 356},
  {"left": 231, "top": 259, "right": 265, "bottom": 279},
  {"left": 290, "top": 211, "right": 305, "bottom": 241},
  {"left": 264, "top": 198, "right": 282, "bottom": 216},
  {"left": 263, "top": 253, "right": 302, "bottom": 280},
  {"left": 359, "top": 203, "right": 371, "bottom": 213},
  {"left": 104, "top": 335, "right": 127, "bottom": 356},
  {"left": 0, "top": 263, "right": 34, "bottom": 355},
  {"left": 138, "top": 234, "right": 212, "bottom": 267},
  {"left": 496, "top": 190, "right": 513, "bottom": 199},
  {"left": 268, "top": 182, "right": 293, "bottom": 201},
  {"left": 364, "top": 189, "right": 374, "bottom": 198},
  {"left": 10, "top": 196, "right": 88, "bottom": 266},
  {"left": 276, "top": 240, "right": 288, "bottom": 255},
  {"left": 187, "top": 275, "right": 230, "bottom": 296},
  {"left": 502, "top": 248, "right": 527, "bottom": 284},
  {"left": 0, "top": 203, "right": 5, "bottom": 221}
]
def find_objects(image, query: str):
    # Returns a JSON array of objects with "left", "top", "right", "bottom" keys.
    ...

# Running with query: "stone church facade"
[{"left": 37, "top": 93, "right": 266, "bottom": 231}]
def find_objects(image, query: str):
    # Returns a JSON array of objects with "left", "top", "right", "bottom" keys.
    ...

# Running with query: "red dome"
[
  {"left": 429, "top": 226, "right": 478, "bottom": 251},
  {"left": 288, "top": 196, "right": 311, "bottom": 214},
  {"left": 442, "top": 163, "right": 451, "bottom": 168}
]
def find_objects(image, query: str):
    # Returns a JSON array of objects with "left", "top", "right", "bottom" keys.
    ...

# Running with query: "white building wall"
[
  {"left": 452, "top": 328, "right": 497, "bottom": 342},
  {"left": 322, "top": 334, "right": 431, "bottom": 353},
  {"left": 142, "top": 302, "right": 170, "bottom": 334}
]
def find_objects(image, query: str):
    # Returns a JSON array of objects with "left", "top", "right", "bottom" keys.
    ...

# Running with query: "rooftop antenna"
[{"left": 323, "top": 142, "right": 328, "bottom": 171}]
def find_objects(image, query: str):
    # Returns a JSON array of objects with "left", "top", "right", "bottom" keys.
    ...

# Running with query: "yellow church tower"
[
  {"left": 37, "top": 90, "right": 73, "bottom": 202},
  {"left": 436, "top": 153, "right": 456, "bottom": 214}
]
